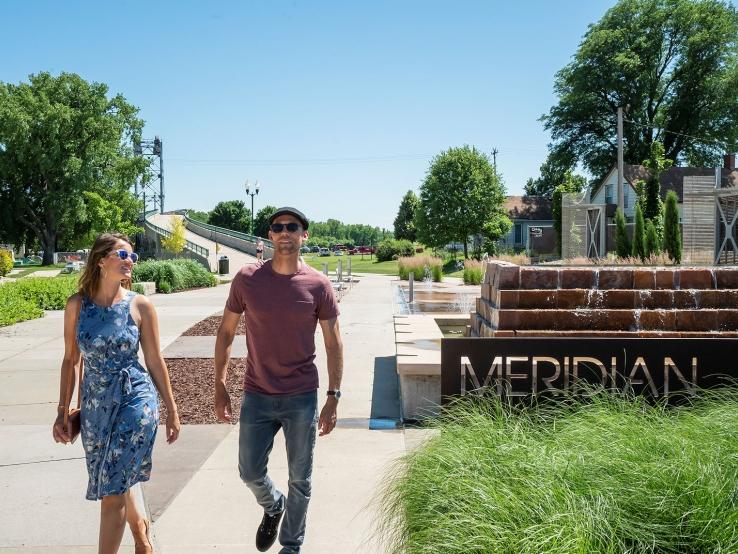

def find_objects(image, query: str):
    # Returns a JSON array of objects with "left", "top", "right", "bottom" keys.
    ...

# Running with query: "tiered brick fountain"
[{"left": 471, "top": 262, "right": 738, "bottom": 338}]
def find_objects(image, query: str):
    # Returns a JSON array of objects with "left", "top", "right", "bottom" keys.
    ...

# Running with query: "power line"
[
  {"left": 623, "top": 118, "right": 738, "bottom": 151},
  {"left": 167, "top": 145, "right": 548, "bottom": 167}
]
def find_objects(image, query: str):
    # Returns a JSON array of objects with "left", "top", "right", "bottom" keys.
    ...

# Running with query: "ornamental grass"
[
  {"left": 398, "top": 256, "right": 443, "bottom": 282},
  {"left": 462, "top": 260, "right": 484, "bottom": 285},
  {"left": 376, "top": 390, "right": 738, "bottom": 553}
]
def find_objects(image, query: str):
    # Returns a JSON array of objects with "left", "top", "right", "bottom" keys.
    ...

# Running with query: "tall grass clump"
[
  {"left": 133, "top": 259, "right": 217, "bottom": 293},
  {"left": 376, "top": 390, "right": 738, "bottom": 553},
  {"left": 0, "top": 276, "right": 78, "bottom": 326},
  {"left": 397, "top": 256, "right": 443, "bottom": 282},
  {"left": 462, "top": 260, "right": 484, "bottom": 285}
]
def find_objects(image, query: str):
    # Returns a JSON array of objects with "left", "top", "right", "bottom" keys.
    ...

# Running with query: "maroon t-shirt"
[{"left": 225, "top": 260, "right": 340, "bottom": 395}]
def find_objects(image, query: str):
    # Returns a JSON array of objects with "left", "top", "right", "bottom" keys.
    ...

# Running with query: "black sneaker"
[{"left": 255, "top": 509, "right": 284, "bottom": 552}]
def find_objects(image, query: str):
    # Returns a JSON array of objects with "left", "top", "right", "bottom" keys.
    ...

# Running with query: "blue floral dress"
[{"left": 77, "top": 290, "right": 159, "bottom": 500}]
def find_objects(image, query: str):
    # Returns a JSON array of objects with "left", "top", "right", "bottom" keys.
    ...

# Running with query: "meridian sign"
[{"left": 441, "top": 338, "right": 738, "bottom": 402}]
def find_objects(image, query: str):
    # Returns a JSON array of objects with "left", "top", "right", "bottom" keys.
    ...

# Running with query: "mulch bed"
[
  {"left": 181, "top": 314, "right": 246, "bottom": 336},
  {"left": 160, "top": 357, "right": 246, "bottom": 424}
]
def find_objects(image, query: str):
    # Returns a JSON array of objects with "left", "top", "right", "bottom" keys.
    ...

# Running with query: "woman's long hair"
[{"left": 78, "top": 233, "right": 133, "bottom": 299}]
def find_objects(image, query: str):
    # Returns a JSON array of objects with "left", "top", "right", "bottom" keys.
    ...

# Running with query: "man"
[{"left": 214, "top": 207, "right": 343, "bottom": 554}]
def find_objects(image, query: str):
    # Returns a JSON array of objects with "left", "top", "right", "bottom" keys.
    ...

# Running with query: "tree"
[
  {"left": 187, "top": 209, "right": 210, "bottom": 223},
  {"left": 393, "top": 190, "right": 419, "bottom": 241},
  {"left": 0, "top": 72, "right": 147, "bottom": 264},
  {"left": 552, "top": 170, "right": 587, "bottom": 255},
  {"left": 645, "top": 219, "right": 660, "bottom": 257},
  {"left": 253, "top": 205, "right": 277, "bottom": 238},
  {"left": 663, "top": 190, "right": 682, "bottom": 263},
  {"left": 542, "top": 0, "right": 738, "bottom": 180},
  {"left": 415, "top": 146, "right": 510, "bottom": 258},
  {"left": 525, "top": 153, "right": 587, "bottom": 199},
  {"left": 160, "top": 216, "right": 186, "bottom": 254},
  {"left": 632, "top": 204, "right": 646, "bottom": 260},
  {"left": 62, "top": 191, "right": 142, "bottom": 250},
  {"left": 208, "top": 200, "right": 250, "bottom": 233},
  {"left": 614, "top": 208, "right": 631, "bottom": 258}
]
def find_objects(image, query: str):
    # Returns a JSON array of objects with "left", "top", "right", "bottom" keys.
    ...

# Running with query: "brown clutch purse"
[{"left": 62, "top": 358, "right": 84, "bottom": 444}]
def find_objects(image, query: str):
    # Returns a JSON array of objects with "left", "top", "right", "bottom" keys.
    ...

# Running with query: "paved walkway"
[
  {"left": 0, "top": 272, "right": 414, "bottom": 553},
  {"left": 148, "top": 214, "right": 257, "bottom": 277}
]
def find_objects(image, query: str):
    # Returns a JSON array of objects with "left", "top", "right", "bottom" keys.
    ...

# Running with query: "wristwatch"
[{"left": 327, "top": 390, "right": 342, "bottom": 400}]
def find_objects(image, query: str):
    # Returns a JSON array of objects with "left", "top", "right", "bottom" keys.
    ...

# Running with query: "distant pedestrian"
[
  {"left": 215, "top": 207, "right": 343, "bottom": 553},
  {"left": 53, "top": 232, "right": 180, "bottom": 554},
  {"left": 256, "top": 239, "right": 265, "bottom": 261}
]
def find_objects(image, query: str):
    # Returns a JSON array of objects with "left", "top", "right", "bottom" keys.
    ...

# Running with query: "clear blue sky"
[{"left": 4, "top": 0, "right": 617, "bottom": 229}]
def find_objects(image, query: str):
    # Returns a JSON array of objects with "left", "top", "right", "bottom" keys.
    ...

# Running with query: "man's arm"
[
  {"left": 318, "top": 317, "right": 343, "bottom": 436},
  {"left": 214, "top": 308, "right": 242, "bottom": 422}
]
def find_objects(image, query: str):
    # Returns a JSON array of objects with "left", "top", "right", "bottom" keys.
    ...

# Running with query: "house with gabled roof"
[
  {"left": 589, "top": 154, "right": 738, "bottom": 223},
  {"left": 497, "top": 195, "right": 555, "bottom": 255}
]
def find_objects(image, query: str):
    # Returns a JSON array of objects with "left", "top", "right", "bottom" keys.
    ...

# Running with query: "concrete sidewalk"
[{"left": 0, "top": 272, "right": 411, "bottom": 553}]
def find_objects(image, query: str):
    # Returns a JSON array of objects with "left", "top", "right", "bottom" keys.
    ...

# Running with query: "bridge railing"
[
  {"left": 144, "top": 217, "right": 210, "bottom": 259},
  {"left": 182, "top": 213, "right": 273, "bottom": 247}
]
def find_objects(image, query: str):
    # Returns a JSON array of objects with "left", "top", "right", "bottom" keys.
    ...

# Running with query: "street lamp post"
[{"left": 244, "top": 179, "right": 260, "bottom": 235}]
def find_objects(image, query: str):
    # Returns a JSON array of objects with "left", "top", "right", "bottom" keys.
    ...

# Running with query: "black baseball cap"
[{"left": 269, "top": 207, "right": 309, "bottom": 230}]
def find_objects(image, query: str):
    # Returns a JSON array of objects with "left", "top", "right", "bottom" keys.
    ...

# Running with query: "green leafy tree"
[
  {"left": 208, "top": 200, "right": 251, "bottom": 233},
  {"left": 644, "top": 219, "right": 660, "bottom": 258},
  {"left": 415, "top": 146, "right": 510, "bottom": 258},
  {"left": 632, "top": 204, "right": 646, "bottom": 260},
  {"left": 552, "top": 170, "right": 587, "bottom": 255},
  {"left": 253, "top": 204, "right": 277, "bottom": 238},
  {"left": 187, "top": 210, "right": 210, "bottom": 223},
  {"left": 0, "top": 72, "right": 147, "bottom": 264},
  {"left": 525, "top": 153, "right": 587, "bottom": 199},
  {"left": 614, "top": 209, "right": 631, "bottom": 258},
  {"left": 160, "top": 216, "right": 186, "bottom": 254},
  {"left": 542, "top": 0, "right": 738, "bottom": 179},
  {"left": 393, "top": 190, "right": 419, "bottom": 241},
  {"left": 61, "top": 191, "right": 142, "bottom": 250},
  {"left": 663, "top": 190, "right": 682, "bottom": 263}
]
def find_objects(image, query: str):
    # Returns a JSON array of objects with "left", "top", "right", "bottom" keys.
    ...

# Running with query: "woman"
[
  {"left": 52, "top": 233, "right": 180, "bottom": 554},
  {"left": 256, "top": 239, "right": 264, "bottom": 261}
]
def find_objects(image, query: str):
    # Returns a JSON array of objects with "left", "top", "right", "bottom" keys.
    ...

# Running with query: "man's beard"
[{"left": 276, "top": 241, "right": 298, "bottom": 254}]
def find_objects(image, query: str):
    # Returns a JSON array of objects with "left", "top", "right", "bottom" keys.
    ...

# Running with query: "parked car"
[
  {"left": 357, "top": 246, "right": 375, "bottom": 254},
  {"left": 310, "top": 246, "right": 321, "bottom": 253},
  {"left": 318, "top": 248, "right": 330, "bottom": 257},
  {"left": 300, "top": 246, "right": 310, "bottom": 254},
  {"left": 347, "top": 248, "right": 359, "bottom": 255},
  {"left": 333, "top": 250, "right": 343, "bottom": 256}
]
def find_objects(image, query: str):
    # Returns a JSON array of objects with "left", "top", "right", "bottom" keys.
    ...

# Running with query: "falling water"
[
  {"left": 423, "top": 265, "right": 433, "bottom": 289},
  {"left": 633, "top": 309, "right": 642, "bottom": 331}
]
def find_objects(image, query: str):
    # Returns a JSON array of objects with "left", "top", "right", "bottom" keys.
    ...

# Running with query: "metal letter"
[{"left": 533, "top": 357, "right": 561, "bottom": 394}]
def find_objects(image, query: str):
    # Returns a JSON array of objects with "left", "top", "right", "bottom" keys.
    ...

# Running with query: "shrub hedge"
[
  {"left": 132, "top": 259, "right": 217, "bottom": 293},
  {"left": 0, "top": 250, "right": 13, "bottom": 277},
  {"left": 376, "top": 239, "right": 415, "bottom": 262},
  {"left": 0, "top": 276, "right": 78, "bottom": 326}
]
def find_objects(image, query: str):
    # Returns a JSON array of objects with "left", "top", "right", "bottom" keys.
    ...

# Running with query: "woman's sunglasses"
[
  {"left": 114, "top": 249, "right": 138, "bottom": 263},
  {"left": 270, "top": 222, "right": 302, "bottom": 233}
]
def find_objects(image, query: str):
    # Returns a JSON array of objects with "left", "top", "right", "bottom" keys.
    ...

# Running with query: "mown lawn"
[
  {"left": 303, "top": 254, "right": 466, "bottom": 278},
  {"left": 303, "top": 254, "right": 398, "bottom": 275}
]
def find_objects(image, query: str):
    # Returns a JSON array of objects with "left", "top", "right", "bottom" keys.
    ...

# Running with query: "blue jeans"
[{"left": 239, "top": 390, "right": 318, "bottom": 554}]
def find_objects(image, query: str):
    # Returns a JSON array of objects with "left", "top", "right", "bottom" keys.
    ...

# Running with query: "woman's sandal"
[{"left": 133, "top": 518, "right": 153, "bottom": 554}]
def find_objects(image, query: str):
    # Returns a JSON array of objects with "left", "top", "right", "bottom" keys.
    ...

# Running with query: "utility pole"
[
  {"left": 492, "top": 148, "right": 498, "bottom": 169},
  {"left": 617, "top": 107, "right": 624, "bottom": 211}
]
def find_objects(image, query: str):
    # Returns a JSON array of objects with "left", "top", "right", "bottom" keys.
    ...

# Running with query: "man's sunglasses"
[
  {"left": 114, "top": 249, "right": 138, "bottom": 263},
  {"left": 270, "top": 222, "right": 302, "bottom": 233}
]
